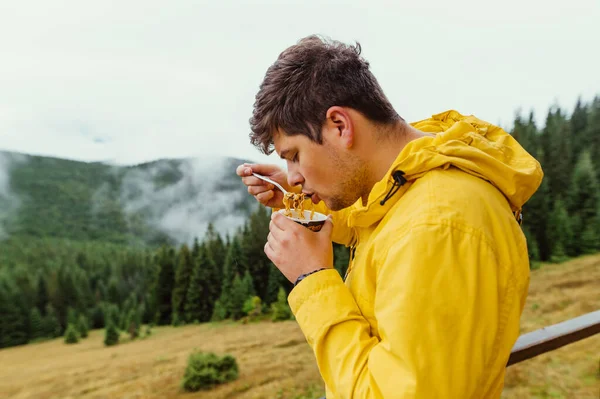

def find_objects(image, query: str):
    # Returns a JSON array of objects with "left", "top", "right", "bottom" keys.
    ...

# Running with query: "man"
[{"left": 236, "top": 35, "right": 543, "bottom": 398}]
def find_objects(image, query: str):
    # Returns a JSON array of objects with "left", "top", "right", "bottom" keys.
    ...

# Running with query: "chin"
[
  {"left": 325, "top": 194, "right": 361, "bottom": 211},
  {"left": 324, "top": 198, "right": 344, "bottom": 212}
]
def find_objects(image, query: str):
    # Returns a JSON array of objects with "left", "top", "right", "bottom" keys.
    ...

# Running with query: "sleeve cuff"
[{"left": 288, "top": 269, "right": 361, "bottom": 341}]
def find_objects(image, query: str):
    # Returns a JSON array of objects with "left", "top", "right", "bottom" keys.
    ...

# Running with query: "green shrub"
[
  {"left": 243, "top": 296, "right": 262, "bottom": 318},
  {"left": 77, "top": 315, "right": 89, "bottom": 338},
  {"left": 210, "top": 299, "right": 227, "bottom": 322},
  {"left": 144, "top": 325, "right": 152, "bottom": 338},
  {"left": 128, "top": 321, "right": 139, "bottom": 339},
  {"left": 67, "top": 307, "right": 78, "bottom": 327},
  {"left": 64, "top": 323, "right": 79, "bottom": 344},
  {"left": 181, "top": 351, "right": 239, "bottom": 392},
  {"left": 104, "top": 320, "right": 119, "bottom": 346},
  {"left": 271, "top": 287, "right": 292, "bottom": 321}
]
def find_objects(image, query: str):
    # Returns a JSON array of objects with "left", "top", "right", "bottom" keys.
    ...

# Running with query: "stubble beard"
[{"left": 326, "top": 153, "right": 370, "bottom": 211}]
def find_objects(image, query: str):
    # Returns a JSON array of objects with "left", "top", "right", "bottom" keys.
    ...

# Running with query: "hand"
[
  {"left": 236, "top": 163, "right": 296, "bottom": 208},
  {"left": 265, "top": 211, "right": 334, "bottom": 283}
]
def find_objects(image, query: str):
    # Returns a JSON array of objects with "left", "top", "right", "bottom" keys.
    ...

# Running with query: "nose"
[{"left": 287, "top": 166, "right": 304, "bottom": 188}]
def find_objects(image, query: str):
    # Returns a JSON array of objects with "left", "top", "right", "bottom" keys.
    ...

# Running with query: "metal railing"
[{"left": 507, "top": 309, "right": 600, "bottom": 366}]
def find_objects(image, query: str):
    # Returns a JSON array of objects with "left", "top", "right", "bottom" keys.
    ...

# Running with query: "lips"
[{"left": 302, "top": 190, "right": 321, "bottom": 204}]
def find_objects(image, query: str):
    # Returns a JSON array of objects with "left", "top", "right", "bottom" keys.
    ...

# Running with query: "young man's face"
[{"left": 273, "top": 128, "right": 367, "bottom": 211}]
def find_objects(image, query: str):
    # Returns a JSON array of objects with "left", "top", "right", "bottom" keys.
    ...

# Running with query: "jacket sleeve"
[{"left": 287, "top": 222, "right": 522, "bottom": 398}]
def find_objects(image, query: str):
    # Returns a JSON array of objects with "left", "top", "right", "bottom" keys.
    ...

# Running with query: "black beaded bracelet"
[{"left": 294, "top": 268, "right": 327, "bottom": 287}]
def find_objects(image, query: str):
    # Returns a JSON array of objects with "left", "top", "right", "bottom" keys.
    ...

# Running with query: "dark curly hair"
[{"left": 249, "top": 35, "right": 401, "bottom": 154}]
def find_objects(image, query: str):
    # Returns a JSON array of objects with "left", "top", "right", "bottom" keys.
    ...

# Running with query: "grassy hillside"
[{"left": 0, "top": 255, "right": 598, "bottom": 399}]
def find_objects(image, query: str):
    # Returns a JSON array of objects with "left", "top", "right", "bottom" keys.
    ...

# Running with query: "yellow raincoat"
[{"left": 288, "top": 110, "right": 544, "bottom": 398}]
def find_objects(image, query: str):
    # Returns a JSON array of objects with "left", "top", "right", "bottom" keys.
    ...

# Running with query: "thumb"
[{"left": 320, "top": 215, "right": 334, "bottom": 236}]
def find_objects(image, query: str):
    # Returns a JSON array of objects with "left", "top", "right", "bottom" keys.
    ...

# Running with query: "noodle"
[{"left": 283, "top": 192, "right": 314, "bottom": 221}]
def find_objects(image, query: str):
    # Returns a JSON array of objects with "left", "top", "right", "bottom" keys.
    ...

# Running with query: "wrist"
[{"left": 294, "top": 268, "right": 327, "bottom": 287}]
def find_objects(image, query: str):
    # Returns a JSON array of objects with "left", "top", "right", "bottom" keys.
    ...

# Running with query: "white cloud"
[
  {"left": 0, "top": 0, "right": 598, "bottom": 167},
  {"left": 118, "top": 156, "right": 256, "bottom": 244}
]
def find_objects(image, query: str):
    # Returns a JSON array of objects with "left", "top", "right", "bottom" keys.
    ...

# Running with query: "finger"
[
  {"left": 267, "top": 231, "right": 279, "bottom": 250},
  {"left": 236, "top": 164, "right": 253, "bottom": 177},
  {"left": 255, "top": 190, "right": 274, "bottom": 204},
  {"left": 241, "top": 175, "right": 273, "bottom": 188},
  {"left": 248, "top": 185, "right": 274, "bottom": 196},
  {"left": 269, "top": 219, "right": 285, "bottom": 239},
  {"left": 319, "top": 216, "right": 334, "bottom": 237},
  {"left": 247, "top": 163, "right": 283, "bottom": 175},
  {"left": 271, "top": 211, "right": 297, "bottom": 230},
  {"left": 264, "top": 241, "right": 278, "bottom": 264}
]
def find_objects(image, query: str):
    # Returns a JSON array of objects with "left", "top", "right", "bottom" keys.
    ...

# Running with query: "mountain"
[{"left": 0, "top": 150, "right": 258, "bottom": 246}]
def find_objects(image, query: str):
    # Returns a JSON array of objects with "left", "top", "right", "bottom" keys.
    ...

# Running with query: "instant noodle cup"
[{"left": 277, "top": 209, "right": 327, "bottom": 232}]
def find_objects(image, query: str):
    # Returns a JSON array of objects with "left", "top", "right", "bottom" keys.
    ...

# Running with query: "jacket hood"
[{"left": 348, "top": 110, "right": 544, "bottom": 228}]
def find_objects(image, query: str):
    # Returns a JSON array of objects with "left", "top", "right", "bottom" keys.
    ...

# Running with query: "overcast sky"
[{"left": 0, "top": 0, "right": 598, "bottom": 167}]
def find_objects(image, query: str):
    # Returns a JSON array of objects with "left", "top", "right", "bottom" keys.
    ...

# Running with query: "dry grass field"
[
  {"left": 0, "top": 255, "right": 598, "bottom": 399},
  {"left": 501, "top": 254, "right": 600, "bottom": 399}
]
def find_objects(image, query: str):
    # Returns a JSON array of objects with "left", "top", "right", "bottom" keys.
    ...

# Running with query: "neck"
[{"left": 360, "top": 121, "right": 430, "bottom": 204}]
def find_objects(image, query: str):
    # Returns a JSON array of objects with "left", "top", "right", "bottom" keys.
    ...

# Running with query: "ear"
[{"left": 323, "top": 106, "right": 354, "bottom": 149}]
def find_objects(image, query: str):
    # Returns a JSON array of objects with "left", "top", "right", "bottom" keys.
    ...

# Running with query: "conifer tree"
[
  {"left": 226, "top": 235, "right": 248, "bottom": 277},
  {"left": 29, "top": 308, "right": 45, "bottom": 340},
  {"left": 43, "top": 304, "right": 62, "bottom": 338},
  {"left": 127, "top": 308, "right": 140, "bottom": 339},
  {"left": 588, "top": 96, "right": 600, "bottom": 174},
  {"left": 64, "top": 323, "right": 79, "bottom": 344},
  {"left": 172, "top": 244, "right": 194, "bottom": 324},
  {"left": 540, "top": 108, "right": 572, "bottom": 202},
  {"left": 229, "top": 274, "right": 250, "bottom": 320},
  {"left": 547, "top": 199, "right": 572, "bottom": 262},
  {"left": 241, "top": 207, "right": 271, "bottom": 299},
  {"left": 265, "top": 266, "right": 287, "bottom": 305},
  {"left": 216, "top": 236, "right": 245, "bottom": 318},
  {"left": 103, "top": 304, "right": 119, "bottom": 346},
  {"left": 242, "top": 270, "right": 256, "bottom": 298},
  {"left": 0, "top": 278, "right": 29, "bottom": 348},
  {"left": 185, "top": 245, "right": 212, "bottom": 323},
  {"left": 107, "top": 276, "right": 120, "bottom": 306},
  {"left": 155, "top": 247, "right": 176, "bottom": 325},
  {"left": 204, "top": 223, "right": 226, "bottom": 304},
  {"left": 570, "top": 97, "right": 589, "bottom": 161},
  {"left": 512, "top": 110, "right": 540, "bottom": 158},
  {"left": 522, "top": 226, "right": 540, "bottom": 263},
  {"left": 211, "top": 299, "right": 227, "bottom": 322},
  {"left": 36, "top": 276, "right": 49, "bottom": 315},
  {"left": 77, "top": 314, "right": 89, "bottom": 338},
  {"left": 191, "top": 237, "right": 201, "bottom": 259},
  {"left": 567, "top": 151, "right": 599, "bottom": 256},
  {"left": 523, "top": 178, "right": 551, "bottom": 261},
  {"left": 580, "top": 222, "right": 600, "bottom": 255}
]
